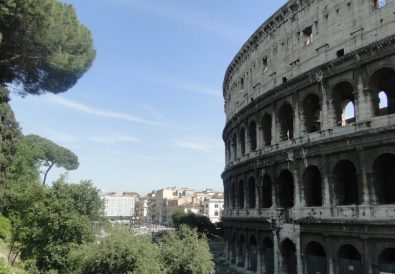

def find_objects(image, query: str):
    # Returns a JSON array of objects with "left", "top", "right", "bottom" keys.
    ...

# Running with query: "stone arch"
[
  {"left": 226, "top": 140, "right": 231, "bottom": 162},
  {"left": 261, "top": 174, "right": 272, "bottom": 208},
  {"left": 230, "top": 181, "right": 236, "bottom": 209},
  {"left": 303, "top": 165, "right": 322, "bottom": 207},
  {"left": 337, "top": 244, "right": 363, "bottom": 273},
  {"left": 261, "top": 113, "right": 272, "bottom": 146},
  {"left": 238, "top": 180, "right": 245, "bottom": 209},
  {"left": 278, "top": 170, "right": 294, "bottom": 208},
  {"left": 248, "top": 177, "right": 256, "bottom": 209},
  {"left": 378, "top": 248, "right": 395, "bottom": 273},
  {"left": 249, "top": 120, "right": 257, "bottom": 151},
  {"left": 369, "top": 67, "right": 395, "bottom": 116},
  {"left": 332, "top": 81, "right": 355, "bottom": 126},
  {"left": 281, "top": 239, "right": 297, "bottom": 274},
  {"left": 305, "top": 241, "right": 327, "bottom": 274},
  {"left": 240, "top": 127, "right": 246, "bottom": 156},
  {"left": 232, "top": 133, "right": 237, "bottom": 160},
  {"left": 278, "top": 103, "right": 294, "bottom": 140},
  {"left": 238, "top": 234, "right": 246, "bottom": 267},
  {"left": 231, "top": 232, "right": 237, "bottom": 264},
  {"left": 333, "top": 160, "right": 359, "bottom": 205},
  {"left": 372, "top": 153, "right": 395, "bottom": 204},
  {"left": 302, "top": 93, "right": 321, "bottom": 133},
  {"left": 262, "top": 238, "right": 274, "bottom": 274},
  {"left": 248, "top": 235, "right": 258, "bottom": 272}
]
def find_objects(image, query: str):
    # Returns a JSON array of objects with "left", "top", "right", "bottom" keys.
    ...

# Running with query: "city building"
[
  {"left": 221, "top": 0, "right": 395, "bottom": 273},
  {"left": 102, "top": 192, "right": 137, "bottom": 223},
  {"left": 201, "top": 194, "right": 224, "bottom": 223}
]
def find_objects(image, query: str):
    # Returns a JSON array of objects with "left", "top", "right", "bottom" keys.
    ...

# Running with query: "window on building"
[
  {"left": 374, "top": 0, "right": 386, "bottom": 8},
  {"left": 262, "top": 56, "right": 268, "bottom": 73},
  {"left": 214, "top": 204, "right": 219, "bottom": 208},
  {"left": 303, "top": 26, "right": 313, "bottom": 46},
  {"left": 214, "top": 211, "right": 219, "bottom": 216}
]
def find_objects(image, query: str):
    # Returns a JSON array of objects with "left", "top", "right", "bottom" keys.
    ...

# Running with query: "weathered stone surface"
[{"left": 222, "top": 0, "right": 395, "bottom": 273}]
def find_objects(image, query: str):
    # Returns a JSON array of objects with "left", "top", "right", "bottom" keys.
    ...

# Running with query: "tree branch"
[{"left": 42, "top": 161, "right": 55, "bottom": 185}]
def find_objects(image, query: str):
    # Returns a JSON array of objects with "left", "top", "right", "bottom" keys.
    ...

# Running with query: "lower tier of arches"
[{"left": 223, "top": 221, "right": 395, "bottom": 274}]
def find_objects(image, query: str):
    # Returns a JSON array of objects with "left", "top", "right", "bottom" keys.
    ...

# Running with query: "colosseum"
[{"left": 221, "top": 0, "right": 395, "bottom": 273}]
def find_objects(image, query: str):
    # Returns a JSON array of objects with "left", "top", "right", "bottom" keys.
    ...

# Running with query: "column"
[
  {"left": 293, "top": 96, "right": 302, "bottom": 139},
  {"left": 271, "top": 103, "right": 279, "bottom": 145},
  {"left": 358, "top": 149, "right": 370, "bottom": 205},
  {"left": 321, "top": 155, "right": 332, "bottom": 207}
]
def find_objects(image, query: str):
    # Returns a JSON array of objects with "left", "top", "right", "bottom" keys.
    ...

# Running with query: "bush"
[
  {"left": 160, "top": 225, "right": 214, "bottom": 274},
  {"left": 0, "top": 215, "right": 10, "bottom": 240},
  {"left": 172, "top": 212, "right": 215, "bottom": 236},
  {"left": 0, "top": 259, "right": 12, "bottom": 274}
]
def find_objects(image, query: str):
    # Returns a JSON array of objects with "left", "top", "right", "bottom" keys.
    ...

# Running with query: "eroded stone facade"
[{"left": 222, "top": 0, "right": 395, "bottom": 273}]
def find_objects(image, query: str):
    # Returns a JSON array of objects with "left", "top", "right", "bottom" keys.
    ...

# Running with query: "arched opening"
[
  {"left": 248, "top": 177, "right": 256, "bottom": 209},
  {"left": 281, "top": 239, "right": 297, "bottom": 274},
  {"left": 231, "top": 233, "right": 237, "bottom": 264},
  {"left": 278, "top": 170, "right": 294, "bottom": 208},
  {"left": 240, "top": 127, "right": 246, "bottom": 156},
  {"left": 305, "top": 241, "right": 327, "bottom": 274},
  {"left": 373, "top": 153, "right": 395, "bottom": 204},
  {"left": 227, "top": 140, "right": 231, "bottom": 162},
  {"left": 230, "top": 181, "right": 236, "bottom": 209},
  {"left": 232, "top": 133, "right": 237, "bottom": 160},
  {"left": 249, "top": 121, "right": 257, "bottom": 151},
  {"left": 378, "top": 248, "right": 395, "bottom": 273},
  {"left": 262, "top": 238, "right": 274, "bottom": 274},
  {"left": 238, "top": 180, "right": 245, "bottom": 209},
  {"left": 369, "top": 67, "right": 395, "bottom": 116},
  {"left": 303, "top": 94, "right": 321, "bottom": 133},
  {"left": 278, "top": 103, "right": 294, "bottom": 141},
  {"left": 333, "top": 160, "right": 359, "bottom": 205},
  {"left": 337, "top": 244, "right": 362, "bottom": 273},
  {"left": 261, "top": 174, "right": 272, "bottom": 208},
  {"left": 332, "top": 82, "right": 355, "bottom": 126},
  {"left": 303, "top": 166, "right": 322, "bottom": 207},
  {"left": 238, "top": 234, "right": 246, "bottom": 267},
  {"left": 262, "top": 113, "right": 272, "bottom": 146},
  {"left": 248, "top": 236, "right": 258, "bottom": 272}
]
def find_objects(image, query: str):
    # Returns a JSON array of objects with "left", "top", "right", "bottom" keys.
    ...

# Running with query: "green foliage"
[
  {"left": 0, "top": 0, "right": 95, "bottom": 95},
  {"left": 172, "top": 211, "right": 215, "bottom": 235},
  {"left": 0, "top": 259, "right": 12, "bottom": 274},
  {"left": 160, "top": 225, "right": 214, "bottom": 274},
  {"left": 0, "top": 215, "right": 10, "bottom": 240},
  {"left": 9, "top": 177, "right": 103, "bottom": 273},
  {"left": 23, "top": 134, "right": 79, "bottom": 184},
  {"left": 0, "top": 86, "right": 22, "bottom": 185},
  {"left": 71, "top": 226, "right": 164, "bottom": 274}
]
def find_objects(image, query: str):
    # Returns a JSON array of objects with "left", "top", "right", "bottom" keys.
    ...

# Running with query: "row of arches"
[
  {"left": 226, "top": 67, "right": 395, "bottom": 162},
  {"left": 226, "top": 153, "right": 395, "bottom": 209},
  {"left": 226, "top": 232, "right": 395, "bottom": 273}
]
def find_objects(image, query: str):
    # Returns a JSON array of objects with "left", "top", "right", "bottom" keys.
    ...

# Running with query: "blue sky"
[{"left": 9, "top": 0, "right": 288, "bottom": 195}]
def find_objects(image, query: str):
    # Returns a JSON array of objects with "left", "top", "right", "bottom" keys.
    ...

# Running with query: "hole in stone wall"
[
  {"left": 332, "top": 82, "right": 355, "bottom": 126},
  {"left": 261, "top": 174, "right": 272, "bottom": 208},
  {"left": 337, "top": 49, "right": 345, "bottom": 58},
  {"left": 373, "top": 153, "right": 395, "bottom": 204},
  {"left": 370, "top": 67, "right": 395, "bottom": 116},
  {"left": 278, "top": 170, "right": 294, "bottom": 208},
  {"left": 303, "top": 26, "right": 313, "bottom": 46},
  {"left": 302, "top": 94, "right": 321, "bottom": 133},
  {"left": 248, "top": 236, "right": 258, "bottom": 272},
  {"left": 248, "top": 177, "right": 256, "bottom": 209},
  {"left": 248, "top": 121, "right": 257, "bottom": 151},
  {"left": 238, "top": 180, "right": 244, "bottom": 209},
  {"left": 379, "top": 248, "right": 395, "bottom": 272},
  {"left": 281, "top": 239, "right": 297, "bottom": 273},
  {"left": 262, "top": 56, "right": 268, "bottom": 73},
  {"left": 282, "top": 77, "right": 288, "bottom": 83},
  {"left": 262, "top": 113, "right": 272, "bottom": 146},
  {"left": 306, "top": 242, "right": 327, "bottom": 274},
  {"left": 239, "top": 128, "right": 246, "bottom": 156},
  {"left": 278, "top": 103, "right": 294, "bottom": 140},
  {"left": 303, "top": 166, "right": 323, "bottom": 207},
  {"left": 333, "top": 160, "right": 359, "bottom": 205}
]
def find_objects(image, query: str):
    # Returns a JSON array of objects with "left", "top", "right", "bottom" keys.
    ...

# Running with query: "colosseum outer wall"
[{"left": 222, "top": 0, "right": 395, "bottom": 273}]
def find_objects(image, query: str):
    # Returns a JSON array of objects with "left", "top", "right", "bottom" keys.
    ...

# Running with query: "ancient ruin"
[{"left": 222, "top": 0, "right": 395, "bottom": 273}]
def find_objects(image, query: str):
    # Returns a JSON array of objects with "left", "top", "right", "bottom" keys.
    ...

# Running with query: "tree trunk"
[{"left": 42, "top": 162, "right": 55, "bottom": 185}]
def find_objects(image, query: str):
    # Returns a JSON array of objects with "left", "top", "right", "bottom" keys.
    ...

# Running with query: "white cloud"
[
  {"left": 48, "top": 95, "right": 166, "bottom": 127},
  {"left": 86, "top": 133, "right": 139, "bottom": 144},
  {"left": 173, "top": 140, "right": 215, "bottom": 152}
]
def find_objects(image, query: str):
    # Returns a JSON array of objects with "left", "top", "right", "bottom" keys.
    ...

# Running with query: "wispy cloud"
[
  {"left": 30, "top": 127, "right": 79, "bottom": 144},
  {"left": 48, "top": 95, "right": 166, "bottom": 127},
  {"left": 86, "top": 133, "right": 139, "bottom": 144},
  {"left": 168, "top": 82, "right": 221, "bottom": 98},
  {"left": 108, "top": 0, "right": 247, "bottom": 40},
  {"left": 173, "top": 140, "right": 220, "bottom": 152}
]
